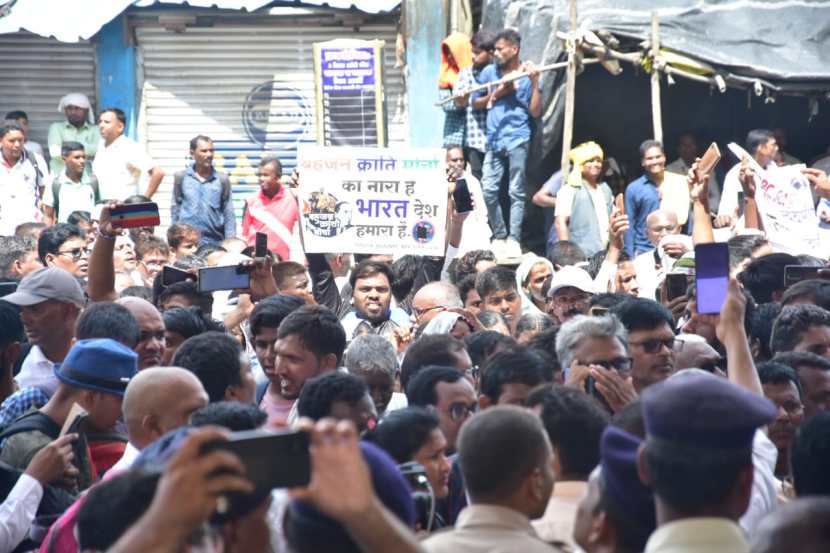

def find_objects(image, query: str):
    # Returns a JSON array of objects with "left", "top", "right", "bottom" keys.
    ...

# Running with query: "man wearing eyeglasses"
[
  {"left": 611, "top": 298, "right": 678, "bottom": 393},
  {"left": 37, "top": 223, "right": 89, "bottom": 279},
  {"left": 410, "top": 281, "right": 464, "bottom": 327},
  {"left": 406, "top": 366, "right": 477, "bottom": 455},
  {"left": 557, "top": 314, "right": 636, "bottom": 414}
]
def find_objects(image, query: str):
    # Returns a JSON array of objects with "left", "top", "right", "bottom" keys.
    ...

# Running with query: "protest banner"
[
  {"left": 297, "top": 145, "right": 447, "bottom": 255},
  {"left": 728, "top": 143, "right": 820, "bottom": 255}
]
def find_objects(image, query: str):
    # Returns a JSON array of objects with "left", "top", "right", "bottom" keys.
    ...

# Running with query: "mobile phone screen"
[
  {"left": 162, "top": 266, "right": 195, "bottom": 287},
  {"left": 784, "top": 265, "right": 821, "bottom": 288},
  {"left": 695, "top": 243, "right": 729, "bottom": 314},
  {"left": 452, "top": 179, "right": 474, "bottom": 213},
  {"left": 255, "top": 232, "right": 268, "bottom": 258},
  {"left": 198, "top": 266, "right": 251, "bottom": 293},
  {"left": 201, "top": 429, "right": 310, "bottom": 491},
  {"left": 665, "top": 273, "right": 688, "bottom": 302},
  {"left": 110, "top": 202, "right": 160, "bottom": 229}
]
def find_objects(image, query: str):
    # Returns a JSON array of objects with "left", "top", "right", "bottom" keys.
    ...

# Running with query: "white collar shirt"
[
  {"left": 92, "top": 135, "right": 154, "bottom": 201},
  {"left": 15, "top": 345, "right": 59, "bottom": 397}
]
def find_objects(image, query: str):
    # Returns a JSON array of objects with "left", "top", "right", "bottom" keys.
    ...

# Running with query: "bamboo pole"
[
  {"left": 433, "top": 58, "right": 600, "bottom": 106},
  {"left": 650, "top": 12, "right": 663, "bottom": 143},
  {"left": 560, "top": 0, "right": 578, "bottom": 176}
]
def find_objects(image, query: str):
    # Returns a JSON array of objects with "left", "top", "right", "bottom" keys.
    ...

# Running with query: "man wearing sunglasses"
[
  {"left": 557, "top": 313, "right": 636, "bottom": 414},
  {"left": 611, "top": 298, "right": 678, "bottom": 393},
  {"left": 37, "top": 223, "right": 90, "bottom": 279}
]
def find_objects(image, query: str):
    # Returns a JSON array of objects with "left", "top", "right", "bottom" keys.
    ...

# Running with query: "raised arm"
[
  {"left": 688, "top": 160, "right": 715, "bottom": 245},
  {"left": 87, "top": 203, "right": 119, "bottom": 302},
  {"left": 738, "top": 159, "right": 761, "bottom": 231},
  {"left": 715, "top": 277, "right": 763, "bottom": 397}
]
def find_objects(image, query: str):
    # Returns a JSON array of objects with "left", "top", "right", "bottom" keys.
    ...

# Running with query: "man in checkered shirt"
[{"left": 455, "top": 30, "right": 496, "bottom": 181}]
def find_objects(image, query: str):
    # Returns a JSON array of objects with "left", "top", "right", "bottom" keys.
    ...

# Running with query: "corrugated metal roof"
[
  {"left": 0, "top": 0, "right": 134, "bottom": 41},
  {"left": 133, "top": 1, "right": 400, "bottom": 13},
  {"left": 0, "top": 0, "right": 400, "bottom": 42}
]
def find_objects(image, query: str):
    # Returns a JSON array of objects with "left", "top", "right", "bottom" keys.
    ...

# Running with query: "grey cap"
[{"left": 2, "top": 267, "right": 85, "bottom": 308}]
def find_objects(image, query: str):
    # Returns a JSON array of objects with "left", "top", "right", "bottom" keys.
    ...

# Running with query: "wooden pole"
[
  {"left": 650, "top": 11, "right": 663, "bottom": 143},
  {"left": 560, "top": 0, "right": 578, "bottom": 176},
  {"left": 434, "top": 58, "right": 600, "bottom": 106}
]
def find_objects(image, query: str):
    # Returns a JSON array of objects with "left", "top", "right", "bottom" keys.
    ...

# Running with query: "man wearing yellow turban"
[
  {"left": 438, "top": 32, "right": 473, "bottom": 148},
  {"left": 553, "top": 141, "right": 614, "bottom": 256}
]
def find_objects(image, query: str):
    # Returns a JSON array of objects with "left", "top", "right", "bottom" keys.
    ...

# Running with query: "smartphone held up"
[
  {"left": 110, "top": 202, "right": 161, "bottom": 229},
  {"left": 201, "top": 428, "right": 311, "bottom": 492},
  {"left": 694, "top": 243, "right": 729, "bottom": 314}
]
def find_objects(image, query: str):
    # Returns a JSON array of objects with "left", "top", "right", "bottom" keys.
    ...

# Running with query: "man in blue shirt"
[
  {"left": 170, "top": 135, "right": 235, "bottom": 246},
  {"left": 473, "top": 29, "right": 541, "bottom": 260},
  {"left": 624, "top": 140, "right": 666, "bottom": 256}
]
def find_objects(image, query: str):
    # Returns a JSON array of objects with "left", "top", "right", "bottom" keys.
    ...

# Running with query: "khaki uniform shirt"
[
  {"left": 532, "top": 481, "right": 587, "bottom": 552},
  {"left": 423, "top": 504, "right": 562, "bottom": 553},
  {"left": 644, "top": 518, "right": 749, "bottom": 553}
]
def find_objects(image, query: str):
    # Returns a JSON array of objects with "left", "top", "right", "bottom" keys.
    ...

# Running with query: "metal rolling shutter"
[
  {"left": 135, "top": 20, "right": 407, "bottom": 226},
  {"left": 0, "top": 32, "right": 96, "bottom": 160}
]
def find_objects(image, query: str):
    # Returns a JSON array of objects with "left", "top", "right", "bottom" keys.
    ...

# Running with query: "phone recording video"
[
  {"left": 665, "top": 273, "right": 688, "bottom": 302},
  {"left": 255, "top": 232, "right": 268, "bottom": 258},
  {"left": 452, "top": 178, "right": 474, "bottom": 214},
  {"left": 201, "top": 429, "right": 311, "bottom": 491},
  {"left": 110, "top": 202, "right": 161, "bottom": 229},
  {"left": 784, "top": 265, "right": 821, "bottom": 288},
  {"left": 694, "top": 243, "right": 729, "bottom": 314},
  {"left": 197, "top": 265, "right": 251, "bottom": 293},
  {"left": 161, "top": 266, "right": 196, "bottom": 287}
]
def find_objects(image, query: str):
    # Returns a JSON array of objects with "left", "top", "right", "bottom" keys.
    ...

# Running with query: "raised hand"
[
  {"left": 803, "top": 167, "right": 830, "bottom": 199},
  {"left": 590, "top": 365, "right": 637, "bottom": 413},
  {"left": 687, "top": 158, "right": 710, "bottom": 206}
]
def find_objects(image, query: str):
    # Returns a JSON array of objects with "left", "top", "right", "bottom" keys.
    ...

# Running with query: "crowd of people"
[{"left": 1, "top": 24, "right": 830, "bottom": 553}]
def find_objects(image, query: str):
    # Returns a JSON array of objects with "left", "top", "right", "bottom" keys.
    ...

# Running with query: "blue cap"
[
  {"left": 641, "top": 373, "right": 776, "bottom": 450},
  {"left": 600, "top": 427, "right": 655, "bottom": 532},
  {"left": 287, "top": 441, "right": 415, "bottom": 550},
  {"left": 55, "top": 338, "right": 138, "bottom": 396}
]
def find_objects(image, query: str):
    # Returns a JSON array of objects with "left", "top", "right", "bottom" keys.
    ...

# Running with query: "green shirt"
[{"left": 47, "top": 120, "right": 101, "bottom": 176}]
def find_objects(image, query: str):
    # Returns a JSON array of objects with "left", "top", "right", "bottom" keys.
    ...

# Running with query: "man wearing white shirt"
[
  {"left": 92, "top": 108, "right": 164, "bottom": 201},
  {"left": 0, "top": 123, "right": 45, "bottom": 235},
  {"left": 1, "top": 268, "right": 84, "bottom": 397},
  {"left": 446, "top": 146, "right": 491, "bottom": 254},
  {"left": 112, "top": 367, "right": 208, "bottom": 473},
  {"left": 0, "top": 434, "right": 77, "bottom": 553},
  {"left": 718, "top": 129, "right": 778, "bottom": 219}
]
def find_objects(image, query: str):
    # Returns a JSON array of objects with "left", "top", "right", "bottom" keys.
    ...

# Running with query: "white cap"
[{"left": 547, "top": 265, "right": 595, "bottom": 298}]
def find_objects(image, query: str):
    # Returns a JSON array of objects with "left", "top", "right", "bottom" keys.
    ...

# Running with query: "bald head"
[
  {"left": 750, "top": 497, "right": 830, "bottom": 553},
  {"left": 117, "top": 296, "right": 165, "bottom": 369},
  {"left": 411, "top": 281, "right": 463, "bottom": 325},
  {"left": 122, "top": 367, "right": 208, "bottom": 449},
  {"left": 646, "top": 210, "right": 680, "bottom": 247}
]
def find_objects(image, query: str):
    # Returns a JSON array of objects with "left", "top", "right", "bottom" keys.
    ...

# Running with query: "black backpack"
[
  {"left": 0, "top": 410, "right": 60, "bottom": 443},
  {"left": 173, "top": 170, "right": 231, "bottom": 209}
]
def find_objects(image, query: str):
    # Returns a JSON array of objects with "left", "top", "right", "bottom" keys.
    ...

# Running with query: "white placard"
[
  {"left": 727, "top": 143, "right": 819, "bottom": 255},
  {"left": 297, "top": 145, "right": 448, "bottom": 255}
]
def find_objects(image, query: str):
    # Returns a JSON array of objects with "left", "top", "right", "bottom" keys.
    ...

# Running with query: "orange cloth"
[{"left": 438, "top": 32, "right": 473, "bottom": 89}]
